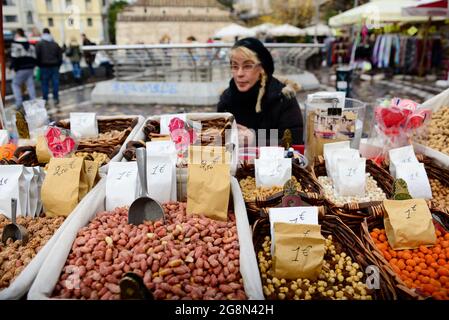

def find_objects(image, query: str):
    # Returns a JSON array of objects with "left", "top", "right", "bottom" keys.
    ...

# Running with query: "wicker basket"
[
  {"left": 236, "top": 160, "right": 324, "bottom": 224},
  {"left": 313, "top": 155, "right": 394, "bottom": 229},
  {"left": 54, "top": 117, "right": 139, "bottom": 159},
  {"left": 252, "top": 211, "right": 398, "bottom": 300},
  {"left": 360, "top": 203, "right": 449, "bottom": 300}
]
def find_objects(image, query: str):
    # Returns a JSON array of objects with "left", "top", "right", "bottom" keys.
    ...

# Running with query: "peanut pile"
[
  {"left": 239, "top": 176, "right": 302, "bottom": 202},
  {"left": 430, "top": 178, "right": 449, "bottom": 209},
  {"left": 52, "top": 203, "right": 246, "bottom": 300},
  {"left": 0, "top": 214, "right": 65, "bottom": 289},
  {"left": 258, "top": 234, "right": 372, "bottom": 300},
  {"left": 417, "top": 106, "right": 449, "bottom": 155}
]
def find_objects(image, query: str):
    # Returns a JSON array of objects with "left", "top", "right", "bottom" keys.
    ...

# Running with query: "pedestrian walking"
[
  {"left": 66, "top": 37, "right": 82, "bottom": 82},
  {"left": 35, "top": 28, "right": 63, "bottom": 105},
  {"left": 82, "top": 34, "right": 96, "bottom": 77},
  {"left": 10, "top": 28, "right": 37, "bottom": 109}
]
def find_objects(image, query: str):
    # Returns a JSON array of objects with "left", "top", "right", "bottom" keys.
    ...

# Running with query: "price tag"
[
  {"left": 70, "top": 112, "right": 98, "bottom": 138},
  {"left": 395, "top": 162, "right": 432, "bottom": 199},
  {"left": 269, "top": 207, "right": 318, "bottom": 256},
  {"left": 255, "top": 158, "right": 292, "bottom": 187},
  {"left": 106, "top": 162, "right": 138, "bottom": 211},
  {"left": 273, "top": 222, "right": 325, "bottom": 280},
  {"left": 160, "top": 113, "right": 187, "bottom": 135}
]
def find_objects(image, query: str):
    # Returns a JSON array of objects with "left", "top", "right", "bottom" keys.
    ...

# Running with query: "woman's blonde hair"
[{"left": 230, "top": 46, "right": 267, "bottom": 113}]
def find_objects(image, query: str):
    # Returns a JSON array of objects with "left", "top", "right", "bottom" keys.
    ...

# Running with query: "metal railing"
[{"left": 83, "top": 43, "right": 324, "bottom": 82}]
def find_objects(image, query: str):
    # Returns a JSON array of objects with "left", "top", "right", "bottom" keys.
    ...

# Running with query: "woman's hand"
[{"left": 237, "top": 124, "right": 256, "bottom": 147}]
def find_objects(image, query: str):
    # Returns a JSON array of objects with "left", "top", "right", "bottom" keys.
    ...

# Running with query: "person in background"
[
  {"left": 95, "top": 41, "right": 114, "bottom": 78},
  {"left": 35, "top": 28, "right": 62, "bottom": 105},
  {"left": 66, "top": 37, "right": 82, "bottom": 83},
  {"left": 82, "top": 33, "right": 96, "bottom": 77},
  {"left": 10, "top": 28, "right": 37, "bottom": 109},
  {"left": 217, "top": 38, "right": 303, "bottom": 146}
]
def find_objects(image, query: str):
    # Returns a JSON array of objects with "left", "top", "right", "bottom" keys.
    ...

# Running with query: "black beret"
[{"left": 233, "top": 37, "right": 274, "bottom": 76}]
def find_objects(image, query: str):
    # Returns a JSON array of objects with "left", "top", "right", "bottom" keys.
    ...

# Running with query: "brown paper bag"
[
  {"left": 84, "top": 160, "right": 100, "bottom": 191},
  {"left": 41, "top": 157, "right": 85, "bottom": 217},
  {"left": 36, "top": 135, "right": 51, "bottom": 163},
  {"left": 186, "top": 161, "right": 230, "bottom": 221},
  {"left": 188, "top": 145, "right": 231, "bottom": 166},
  {"left": 273, "top": 223, "right": 325, "bottom": 280},
  {"left": 383, "top": 199, "right": 437, "bottom": 250}
]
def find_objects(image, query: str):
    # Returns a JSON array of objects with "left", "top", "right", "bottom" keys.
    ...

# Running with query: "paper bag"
[
  {"left": 259, "top": 147, "right": 285, "bottom": 160},
  {"left": 84, "top": 160, "right": 100, "bottom": 192},
  {"left": 70, "top": 112, "right": 98, "bottom": 138},
  {"left": 395, "top": 162, "right": 432, "bottom": 199},
  {"left": 273, "top": 223, "right": 325, "bottom": 280},
  {"left": 255, "top": 158, "right": 292, "bottom": 188},
  {"left": 383, "top": 199, "right": 436, "bottom": 250},
  {"left": 269, "top": 206, "right": 319, "bottom": 256},
  {"left": 36, "top": 135, "right": 51, "bottom": 164},
  {"left": 335, "top": 157, "right": 366, "bottom": 197},
  {"left": 187, "top": 162, "right": 230, "bottom": 221},
  {"left": 323, "top": 141, "right": 350, "bottom": 178},
  {"left": 188, "top": 145, "right": 231, "bottom": 165},
  {"left": 106, "top": 162, "right": 138, "bottom": 211},
  {"left": 41, "top": 158, "right": 86, "bottom": 217},
  {"left": 0, "top": 165, "right": 27, "bottom": 218},
  {"left": 388, "top": 145, "right": 418, "bottom": 178},
  {"left": 327, "top": 147, "right": 360, "bottom": 182}
]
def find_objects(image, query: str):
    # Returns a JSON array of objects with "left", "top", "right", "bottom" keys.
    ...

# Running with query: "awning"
[
  {"left": 214, "top": 23, "right": 256, "bottom": 39},
  {"left": 402, "top": 0, "right": 448, "bottom": 17},
  {"left": 267, "top": 24, "right": 305, "bottom": 37},
  {"left": 303, "top": 24, "right": 333, "bottom": 36},
  {"left": 329, "top": 0, "right": 442, "bottom": 27}
]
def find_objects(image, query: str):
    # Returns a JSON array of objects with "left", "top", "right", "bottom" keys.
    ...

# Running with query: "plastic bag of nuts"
[{"left": 28, "top": 178, "right": 264, "bottom": 299}]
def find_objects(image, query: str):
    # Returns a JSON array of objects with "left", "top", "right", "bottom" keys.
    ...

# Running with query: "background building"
[
  {"left": 3, "top": 0, "right": 39, "bottom": 35},
  {"left": 35, "top": 0, "right": 110, "bottom": 45},
  {"left": 116, "top": 0, "right": 233, "bottom": 44}
]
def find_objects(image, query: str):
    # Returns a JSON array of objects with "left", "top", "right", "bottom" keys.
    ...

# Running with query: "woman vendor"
[{"left": 217, "top": 37, "right": 304, "bottom": 146}]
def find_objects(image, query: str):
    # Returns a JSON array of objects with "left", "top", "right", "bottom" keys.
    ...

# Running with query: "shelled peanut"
[
  {"left": 371, "top": 227, "right": 449, "bottom": 300},
  {"left": 430, "top": 179, "right": 449, "bottom": 209},
  {"left": 0, "top": 214, "right": 65, "bottom": 289},
  {"left": 417, "top": 106, "right": 449, "bottom": 155},
  {"left": 258, "top": 235, "right": 372, "bottom": 300},
  {"left": 52, "top": 203, "right": 246, "bottom": 300},
  {"left": 239, "top": 176, "right": 302, "bottom": 202}
]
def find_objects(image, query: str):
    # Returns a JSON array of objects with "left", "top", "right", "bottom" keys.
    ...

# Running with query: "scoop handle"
[
  {"left": 136, "top": 148, "right": 149, "bottom": 197},
  {"left": 11, "top": 198, "right": 17, "bottom": 224}
]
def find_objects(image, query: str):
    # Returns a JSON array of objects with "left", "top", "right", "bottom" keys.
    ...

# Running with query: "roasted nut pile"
[
  {"left": 0, "top": 214, "right": 65, "bottom": 289},
  {"left": 318, "top": 174, "right": 386, "bottom": 206},
  {"left": 258, "top": 234, "right": 372, "bottom": 300},
  {"left": 417, "top": 106, "right": 449, "bottom": 155},
  {"left": 239, "top": 176, "right": 302, "bottom": 202},
  {"left": 430, "top": 178, "right": 449, "bottom": 208},
  {"left": 52, "top": 203, "right": 246, "bottom": 300},
  {"left": 77, "top": 129, "right": 131, "bottom": 157}
]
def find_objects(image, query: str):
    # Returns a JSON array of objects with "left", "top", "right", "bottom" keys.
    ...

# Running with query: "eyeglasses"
[{"left": 230, "top": 63, "right": 260, "bottom": 73}]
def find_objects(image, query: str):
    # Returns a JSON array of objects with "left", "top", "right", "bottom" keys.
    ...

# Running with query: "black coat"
[
  {"left": 217, "top": 77, "right": 304, "bottom": 145},
  {"left": 36, "top": 40, "right": 62, "bottom": 67}
]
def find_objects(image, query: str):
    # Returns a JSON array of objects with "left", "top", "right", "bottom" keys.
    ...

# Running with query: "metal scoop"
[
  {"left": 128, "top": 148, "right": 165, "bottom": 225},
  {"left": 1, "top": 198, "right": 29, "bottom": 245}
]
